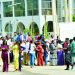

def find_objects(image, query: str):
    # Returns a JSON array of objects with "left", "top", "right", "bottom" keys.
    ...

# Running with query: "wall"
[
  {"left": 2, "top": 15, "right": 53, "bottom": 36},
  {"left": 59, "top": 22, "right": 75, "bottom": 41}
]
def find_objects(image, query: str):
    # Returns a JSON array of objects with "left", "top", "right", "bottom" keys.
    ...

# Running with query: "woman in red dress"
[{"left": 36, "top": 42, "right": 43, "bottom": 66}]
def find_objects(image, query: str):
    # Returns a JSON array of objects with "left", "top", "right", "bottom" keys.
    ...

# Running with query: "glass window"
[
  {"left": 42, "top": 9, "right": 52, "bottom": 15},
  {"left": 27, "top": 0, "right": 38, "bottom": 16},
  {"left": 48, "top": 21, "right": 53, "bottom": 32},
  {"left": 72, "top": 0, "right": 75, "bottom": 14},
  {"left": 3, "top": 1, "right": 13, "bottom": 17},
  {"left": 42, "top": 0, "right": 52, "bottom": 15},
  {"left": 72, "top": 0, "right": 75, "bottom": 8},
  {"left": 14, "top": 0, "right": 25, "bottom": 16}
]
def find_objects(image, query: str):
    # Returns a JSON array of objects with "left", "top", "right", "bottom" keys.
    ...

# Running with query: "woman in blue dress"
[{"left": 57, "top": 40, "right": 64, "bottom": 65}]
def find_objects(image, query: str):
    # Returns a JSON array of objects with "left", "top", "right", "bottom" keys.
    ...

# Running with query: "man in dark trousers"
[{"left": 63, "top": 38, "right": 70, "bottom": 70}]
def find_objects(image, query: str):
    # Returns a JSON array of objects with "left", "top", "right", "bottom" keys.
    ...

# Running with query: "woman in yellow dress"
[{"left": 11, "top": 41, "right": 19, "bottom": 71}]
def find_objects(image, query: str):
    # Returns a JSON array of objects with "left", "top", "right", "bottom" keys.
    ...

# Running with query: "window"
[
  {"left": 48, "top": 21, "right": 53, "bottom": 32},
  {"left": 14, "top": 0, "right": 25, "bottom": 16},
  {"left": 3, "top": 1, "right": 13, "bottom": 17},
  {"left": 27, "top": 0, "right": 38, "bottom": 16},
  {"left": 72, "top": 0, "right": 75, "bottom": 8},
  {"left": 42, "top": 0, "right": 52, "bottom": 15}
]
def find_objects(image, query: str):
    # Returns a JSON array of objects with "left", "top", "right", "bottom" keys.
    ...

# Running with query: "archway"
[
  {"left": 5, "top": 22, "right": 13, "bottom": 34},
  {"left": 29, "top": 22, "right": 39, "bottom": 36},
  {"left": 16, "top": 22, "right": 25, "bottom": 33},
  {"left": 42, "top": 21, "right": 53, "bottom": 34}
]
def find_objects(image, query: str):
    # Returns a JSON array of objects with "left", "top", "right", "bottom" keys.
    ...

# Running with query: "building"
[
  {"left": 0, "top": 0, "right": 75, "bottom": 37},
  {"left": 56, "top": 0, "right": 75, "bottom": 22},
  {"left": 0, "top": 0, "right": 58, "bottom": 36}
]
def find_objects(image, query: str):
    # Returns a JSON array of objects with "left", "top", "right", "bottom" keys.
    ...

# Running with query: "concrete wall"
[
  {"left": 2, "top": 15, "right": 53, "bottom": 36},
  {"left": 59, "top": 22, "right": 75, "bottom": 41}
]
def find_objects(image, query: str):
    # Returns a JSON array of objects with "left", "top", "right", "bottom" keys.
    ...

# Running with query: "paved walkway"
[
  {"left": 24, "top": 66, "right": 75, "bottom": 75},
  {"left": 0, "top": 64, "right": 75, "bottom": 75}
]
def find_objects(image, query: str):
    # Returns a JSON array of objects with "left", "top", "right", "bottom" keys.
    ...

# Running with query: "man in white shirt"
[{"left": 25, "top": 41, "right": 30, "bottom": 65}]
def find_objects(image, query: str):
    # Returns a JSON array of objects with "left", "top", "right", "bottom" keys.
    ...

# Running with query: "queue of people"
[{"left": 0, "top": 32, "right": 75, "bottom": 72}]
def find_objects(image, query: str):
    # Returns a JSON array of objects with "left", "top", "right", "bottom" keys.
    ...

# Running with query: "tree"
[
  {"left": 72, "top": 15, "right": 75, "bottom": 22},
  {"left": 44, "top": 15, "right": 49, "bottom": 39},
  {"left": 23, "top": 28, "right": 29, "bottom": 34}
]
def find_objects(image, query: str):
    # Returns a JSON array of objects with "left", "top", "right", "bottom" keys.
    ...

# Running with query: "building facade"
[
  {"left": 56, "top": 0, "right": 75, "bottom": 22},
  {"left": 0, "top": 0, "right": 75, "bottom": 36}
]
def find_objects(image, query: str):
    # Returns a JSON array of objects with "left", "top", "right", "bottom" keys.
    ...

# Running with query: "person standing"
[
  {"left": 63, "top": 38, "right": 70, "bottom": 70},
  {"left": 25, "top": 40, "right": 30, "bottom": 65},
  {"left": 57, "top": 40, "right": 64, "bottom": 65},
  {"left": 49, "top": 40, "right": 56, "bottom": 66},
  {"left": 63, "top": 39, "right": 73, "bottom": 70},
  {"left": 1, "top": 40, "right": 9, "bottom": 72},
  {"left": 29, "top": 40, "right": 36, "bottom": 68},
  {"left": 18, "top": 41, "right": 22, "bottom": 71},
  {"left": 71, "top": 37, "right": 75, "bottom": 69},
  {"left": 13, "top": 32, "right": 18, "bottom": 42},
  {"left": 20, "top": 40, "right": 26, "bottom": 65},
  {"left": 0, "top": 37, "right": 3, "bottom": 66},
  {"left": 11, "top": 41, "right": 19, "bottom": 71},
  {"left": 40, "top": 37, "right": 48, "bottom": 66},
  {"left": 36, "top": 42, "right": 44, "bottom": 66}
]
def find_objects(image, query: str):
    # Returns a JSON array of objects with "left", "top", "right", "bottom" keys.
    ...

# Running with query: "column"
[
  {"left": 12, "top": 0, "right": 16, "bottom": 34},
  {"left": 64, "top": 0, "right": 68, "bottom": 22},
  {"left": 39, "top": 25, "right": 43, "bottom": 34},
  {"left": 1, "top": 1, "right": 4, "bottom": 35},
  {"left": 52, "top": 0, "right": 59, "bottom": 36},
  {"left": 38, "top": 0, "right": 42, "bottom": 34},
  {"left": 69, "top": 0, "right": 72, "bottom": 22},
  {"left": 38, "top": 0, "right": 42, "bottom": 15},
  {"left": 25, "top": 0, "right": 27, "bottom": 16},
  {"left": 12, "top": 0, "right": 15, "bottom": 18},
  {"left": 1, "top": 1, "right": 3, "bottom": 18}
]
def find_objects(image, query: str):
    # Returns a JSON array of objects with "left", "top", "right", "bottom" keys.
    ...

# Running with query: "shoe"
[
  {"left": 65, "top": 68, "right": 69, "bottom": 70},
  {"left": 30, "top": 66, "right": 32, "bottom": 68},
  {"left": 71, "top": 65, "right": 74, "bottom": 70},
  {"left": 14, "top": 69, "right": 18, "bottom": 71}
]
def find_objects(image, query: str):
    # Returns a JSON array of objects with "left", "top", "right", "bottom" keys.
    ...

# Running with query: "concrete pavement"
[
  {"left": 24, "top": 66, "right": 75, "bottom": 75},
  {"left": 0, "top": 64, "right": 75, "bottom": 75}
]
